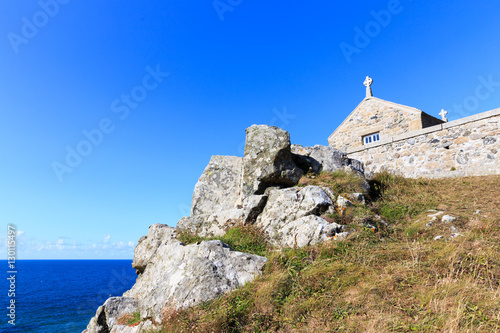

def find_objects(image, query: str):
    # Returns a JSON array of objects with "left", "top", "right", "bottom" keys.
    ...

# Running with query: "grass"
[
  {"left": 156, "top": 172, "right": 500, "bottom": 332},
  {"left": 177, "top": 225, "right": 269, "bottom": 257},
  {"left": 117, "top": 311, "right": 142, "bottom": 326}
]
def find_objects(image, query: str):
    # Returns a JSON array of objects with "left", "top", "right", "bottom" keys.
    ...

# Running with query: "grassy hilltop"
[{"left": 146, "top": 172, "right": 500, "bottom": 333}]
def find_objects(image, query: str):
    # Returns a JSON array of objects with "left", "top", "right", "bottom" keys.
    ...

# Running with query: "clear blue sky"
[{"left": 1, "top": 0, "right": 499, "bottom": 259}]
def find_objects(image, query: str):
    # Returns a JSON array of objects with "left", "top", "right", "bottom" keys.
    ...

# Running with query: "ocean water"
[{"left": 1, "top": 260, "right": 137, "bottom": 333}]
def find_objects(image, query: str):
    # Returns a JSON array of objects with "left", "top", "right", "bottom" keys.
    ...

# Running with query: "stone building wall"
[
  {"left": 347, "top": 108, "right": 500, "bottom": 179},
  {"left": 328, "top": 97, "right": 443, "bottom": 152}
]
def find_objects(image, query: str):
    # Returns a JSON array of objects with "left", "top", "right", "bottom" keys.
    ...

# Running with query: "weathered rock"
[
  {"left": 131, "top": 224, "right": 177, "bottom": 274},
  {"left": 349, "top": 193, "right": 366, "bottom": 205},
  {"left": 83, "top": 297, "right": 140, "bottom": 333},
  {"left": 177, "top": 195, "right": 268, "bottom": 237},
  {"left": 290, "top": 145, "right": 322, "bottom": 174},
  {"left": 442, "top": 215, "right": 457, "bottom": 223},
  {"left": 291, "top": 144, "right": 365, "bottom": 174},
  {"left": 254, "top": 186, "right": 344, "bottom": 247},
  {"left": 276, "top": 215, "right": 344, "bottom": 247},
  {"left": 191, "top": 155, "right": 243, "bottom": 216},
  {"left": 242, "top": 125, "right": 302, "bottom": 197},
  {"left": 124, "top": 240, "right": 267, "bottom": 323},
  {"left": 337, "top": 195, "right": 353, "bottom": 209}
]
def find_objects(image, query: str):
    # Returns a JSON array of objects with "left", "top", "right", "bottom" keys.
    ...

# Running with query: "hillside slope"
[{"left": 151, "top": 172, "right": 500, "bottom": 333}]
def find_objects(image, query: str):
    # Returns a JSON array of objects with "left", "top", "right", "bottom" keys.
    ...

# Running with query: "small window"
[{"left": 363, "top": 132, "right": 380, "bottom": 145}]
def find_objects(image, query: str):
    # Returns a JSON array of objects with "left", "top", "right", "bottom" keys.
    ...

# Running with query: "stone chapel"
[{"left": 327, "top": 76, "right": 444, "bottom": 152}]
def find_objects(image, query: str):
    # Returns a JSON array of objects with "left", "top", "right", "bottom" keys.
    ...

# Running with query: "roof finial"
[
  {"left": 363, "top": 76, "right": 373, "bottom": 98},
  {"left": 439, "top": 109, "right": 448, "bottom": 122}
]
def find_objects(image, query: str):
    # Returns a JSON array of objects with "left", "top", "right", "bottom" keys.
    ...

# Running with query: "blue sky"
[{"left": 1, "top": 0, "right": 499, "bottom": 259}]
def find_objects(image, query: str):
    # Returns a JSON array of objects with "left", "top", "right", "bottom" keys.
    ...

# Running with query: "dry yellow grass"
[{"left": 153, "top": 173, "right": 500, "bottom": 333}]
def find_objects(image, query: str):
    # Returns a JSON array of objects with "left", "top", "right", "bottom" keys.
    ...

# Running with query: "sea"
[{"left": 1, "top": 260, "right": 137, "bottom": 333}]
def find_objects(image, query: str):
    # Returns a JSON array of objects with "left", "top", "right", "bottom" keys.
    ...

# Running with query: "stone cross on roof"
[
  {"left": 439, "top": 109, "right": 448, "bottom": 122},
  {"left": 363, "top": 76, "right": 373, "bottom": 98}
]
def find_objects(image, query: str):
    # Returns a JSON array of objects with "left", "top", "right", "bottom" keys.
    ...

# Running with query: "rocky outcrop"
[
  {"left": 254, "top": 186, "right": 344, "bottom": 247},
  {"left": 291, "top": 144, "right": 364, "bottom": 175},
  {"left": 190, "top": 156, "right": 243, "bottom": 216},
  {"left": 242, "top": 125, "right": 303, "bottom": 197},
  {"left": 83, "top": 297, "right": 145, "bottom": 333},
  {"left": 131, "top": 224, "right": 177, "bottom": 274},
  {"left": 124, "top": 239, "right": 267, "bottom": 324},
  {"left": 85, "top": 236, "right": 267, "bottom": 332},
  {"left": 177, "top": 194, "right": 267, "bottom": 237},
  {"left": 83, "top": 124, "right": 367, "bottom": 333}
]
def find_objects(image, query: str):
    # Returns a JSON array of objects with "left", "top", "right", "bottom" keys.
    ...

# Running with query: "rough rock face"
[
  {"left": 178, "top": 195, "right": 268, "bottom": 237},
  {"left": 84, "top": 238, "right": 267, "bottom": 332},
  {"left": 124, "top": 240, "right": 267, "bottom": 324},
  {"left": 242, "top": 125, "right": 303, "bottom": 197},
  {"left": 191, "top": 155, "right": 243, "bottom": 216},
  {"left": 83, "top": 297, "right": 145, "bottom": 333},
  {"left": 291, "top": 144, "right": 364, "bottom": 174},
  {"left": 131, "top": 224, "right": 177, "bottom": 274},
  {"left": 84, "top": 125, "right": 369, "bottom": 333},
  {"left": 254, "top": 186, "right": 344, "bottom": 247}
]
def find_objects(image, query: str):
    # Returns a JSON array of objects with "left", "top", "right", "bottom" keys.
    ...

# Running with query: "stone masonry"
[
  {"left": 328, "top": 97, "right": 443, "bottom": 152},
  {"left": 347, "top": 108, "right": 500, "bottom": 178}
]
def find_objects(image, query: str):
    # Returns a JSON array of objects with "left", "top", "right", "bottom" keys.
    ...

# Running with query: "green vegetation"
[
  {"left": 160, "top": 172, "right": 500, "bottom": 332},
  {"left": 177, "top": 225, "right": 268, "bottom": 257},
  {"left": 118, "top": 311, "right": 142, "bottom": 327}
]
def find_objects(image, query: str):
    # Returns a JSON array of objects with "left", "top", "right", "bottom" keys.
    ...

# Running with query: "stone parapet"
[{"left": 347, "top": 108, "right": 500, "bottom": 178}]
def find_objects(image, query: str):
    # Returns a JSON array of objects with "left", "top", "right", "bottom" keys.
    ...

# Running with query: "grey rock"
[
  {"left": 456, "top": 153, "right": 468, "bottom": 165},
  {"left": 349, "top": 193, "right": 366, "bottom": 205},
  {"left": 177, "top": 195, "right": 268, "bottom": 237},
  {"left": 83, "top": 297, "right": 139, "bottom": 333},
  {"left": 291, "top": 144, "right": 364, "bottom": 175},
  {"left": 277, "top": 215, "right": 344, "bottom": 248},
  {"left": 483, "top": 136, "right": 497, "bottom": 145},
  {"left": 242, "top": 125, "right": 302, "bottom": 197},
  {"left": 337, "top": 195, "right": 353, "bottom": 209},
  {"left": 109, "top": 321, "right": 154, "bottom": 333},
  {"left": 442, "top": 215, "right": 457, "bottom": 223},
  {"left": 132, "top": 224, "right": 177, "bottom": 274},
  {"left": 124, "top": 240, "right": 267, "bottom": 323},
  {"left": 255, "top": 186, "right": 343, "bottom": 247},
  {"left": 290, "top": 145, "right": 323, "bottom": 174},
  {"left": 191, "top": 156, "right": 243, "bottom": 216},
  {"left": 450, "top": 226, "right": 459, "bottom": 233},
  {"left": 334, "top": 231, "right": 350, "bottom": 240}
]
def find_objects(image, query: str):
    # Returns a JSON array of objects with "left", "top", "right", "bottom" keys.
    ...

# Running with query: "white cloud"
[
  {"left": 0, "top": 231, "right": 136, "bottom": 259},
  {"left": 103, "top": 234, "right": 111, "bottom": 243}
]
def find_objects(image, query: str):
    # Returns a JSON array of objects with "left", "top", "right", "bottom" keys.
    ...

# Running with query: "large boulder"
[
  {"left": 254, "top": 186, "right": 344, "bottom": 247},
  {"left": 178, "top": 195, "right": 268, "bottom": 237},
  {"left": 131, "top": 224, "right": 177, "bottom": 274},
  {"left": 191, "top": 155, "right": 243, "bottom": 216},
  {"left": 82, "top": 297, "right": 149, "bottom": 333},
  {"left": 291, "top": 144, "right": 364, "bottom": 174},
  {"left": 242, "top": 125, "right": 303, "bottom": 197},
  {"left": 123, "top": 240, "right": 267, "bottom": 323}
]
